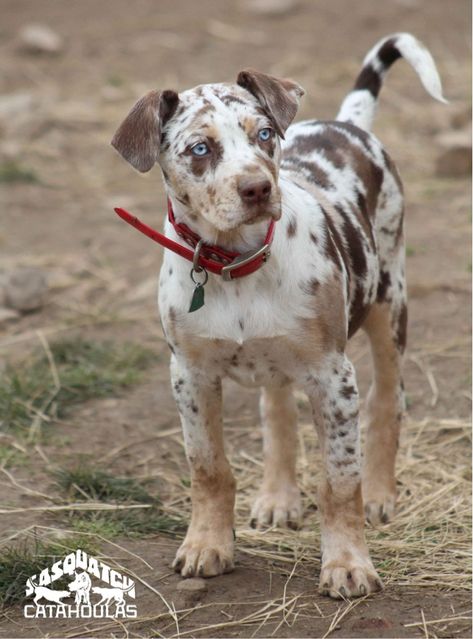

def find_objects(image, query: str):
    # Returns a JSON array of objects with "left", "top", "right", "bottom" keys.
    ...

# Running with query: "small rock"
[
  {"left": 435, "top": 129, "right": 472, "bottom": 177},
  {"left": 19, "top": 24, "right": 63, "bottom": 55},
  {"left": 176, "top": 577, "right": 208, "bottom": 603},
  {"left": 351, "top": 616, "right": 393, "bottom": 630},
  {"left": 451, "top": 105, "right": 472, "bottom": 130},
  {"left": 176, "top": 578, "right": 208, "bottom": 594},
  {"left": 0, "top": 93, "right": 36, "bottom": 121},
  {"left": 0, "top": 271, "right": 7, "bottom": 306},
  {"left": 5, "top": 268, "right": 48, "bottom": 312},
  {"left": 0, "top": 307, "right": 20, "bottom": 324},
  {"left": 239, "top": 0, "right": 299, "bottom": 17}
]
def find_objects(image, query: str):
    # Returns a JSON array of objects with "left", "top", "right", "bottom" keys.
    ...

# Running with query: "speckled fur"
[{"left": 112, "top": 33, "right": 445, "bottom": 598}]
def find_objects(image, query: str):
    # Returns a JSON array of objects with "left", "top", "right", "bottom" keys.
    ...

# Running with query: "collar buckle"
[{"left": 221, "top": 244, "right": 271, "bottom": 281}]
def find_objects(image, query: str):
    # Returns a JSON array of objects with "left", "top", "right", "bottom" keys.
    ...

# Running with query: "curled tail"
[{"left": 337, "top": 33, "right": 447, "bottom": 131}]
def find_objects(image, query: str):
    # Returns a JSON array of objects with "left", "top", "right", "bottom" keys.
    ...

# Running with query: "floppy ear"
[
  {"left": 236, "top": 69, "right": 304, "bottom": 139},
  {"left": 111, "top": 89, "right": 179, "bottom": 172}
]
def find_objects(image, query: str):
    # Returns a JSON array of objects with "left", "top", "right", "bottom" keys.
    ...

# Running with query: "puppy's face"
[
  {"left": 112, "top": 71, "right": 304, "bottom": 233},
  {"left": 160, "top": 84, "right": 282, "bottom": 232}
]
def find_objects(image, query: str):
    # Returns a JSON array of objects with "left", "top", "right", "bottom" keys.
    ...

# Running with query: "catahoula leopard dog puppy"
[{"left": 111, "top": 33, "right": 445, "bottom": 598}]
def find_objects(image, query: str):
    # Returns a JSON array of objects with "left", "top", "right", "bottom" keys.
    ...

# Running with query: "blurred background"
[
  {"left": 0, "top": 2, "right": 471, "bottom": 636},
  {"left": 0, "top": 0, "right": 470, "bottom": 408}
]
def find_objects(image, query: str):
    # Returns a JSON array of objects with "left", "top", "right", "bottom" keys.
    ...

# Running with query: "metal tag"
[{"left": 188, "top": 284, "right": 205, "bottom": 313}]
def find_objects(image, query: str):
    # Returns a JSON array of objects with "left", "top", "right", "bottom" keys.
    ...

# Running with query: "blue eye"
[
  {"left": 258, "top": 128, "right": 272, "bottom": 142},
  {"left": 191, "top": 142, "right": 210, "bottom": 157}
]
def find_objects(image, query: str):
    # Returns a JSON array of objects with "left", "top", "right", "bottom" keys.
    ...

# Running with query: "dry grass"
[
  {"left": 157, "top": 411, "right": 472, "bottom": 594},
  {"left": 2, "top": 410, "right": 469, "bottom": 635}
]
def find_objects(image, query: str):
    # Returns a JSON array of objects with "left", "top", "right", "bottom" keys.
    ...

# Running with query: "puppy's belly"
[
  {"left": 209, "top": 337, "right": 296, "bottom": 387},
  {"left": 226, "top": 364, "right": 291, "bottom": 388}
]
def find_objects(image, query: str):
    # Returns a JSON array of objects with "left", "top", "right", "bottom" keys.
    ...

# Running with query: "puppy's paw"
[
  {"left": 363, "top": 480, "right": 397, "bottom": 525},
  {"left": 173, "top": 535, "right": 234, "bottom": 578},
  {"left": 319, "top": 558, "right": 383, "bottom": 599},
  {"left": 364, "top": 496, "right": 396, "bottom": 526},
  {"left": 250, "top": 484, "right": 302, "bottom": 530}
]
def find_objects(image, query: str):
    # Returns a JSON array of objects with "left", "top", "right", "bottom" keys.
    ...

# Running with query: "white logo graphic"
[{"left": 24, "top": 549, "right": 137, "bottom": 619}]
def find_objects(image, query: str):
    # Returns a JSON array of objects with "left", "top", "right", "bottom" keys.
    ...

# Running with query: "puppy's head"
[{"left": 111, "top": 71, "right": 304, "bottom": 232}]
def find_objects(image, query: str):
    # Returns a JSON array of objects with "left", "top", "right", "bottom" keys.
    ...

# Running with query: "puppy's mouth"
[
  {"left": 240, "top": 197, "right": 282, "bottom": 225},
  {"left": 242, "top": 206, "right": 281, "bottom": 226}
]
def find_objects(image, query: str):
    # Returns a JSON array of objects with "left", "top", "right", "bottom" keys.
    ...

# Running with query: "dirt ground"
[{"left": 0, "top": 0, "right": 471, "bottom": 637}]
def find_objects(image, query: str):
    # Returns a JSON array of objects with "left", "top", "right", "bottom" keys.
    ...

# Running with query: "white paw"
[
  {"left": 363, "top": 480, "right": 397, "bottom": 525},
  {"left": 319, "top": 555, "right": 383, "bottom": 599},
  {"left": 173, "top": 533, "right": 234, "bottom": 578},
  {"left": 250, "top": 485, "right": 302, "bottom": 529},
  {"left": 364, "top": 495, "right": 396, "bottom": 526}
]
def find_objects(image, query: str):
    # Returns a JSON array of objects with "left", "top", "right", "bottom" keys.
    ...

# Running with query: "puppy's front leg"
[
  {"left": 308, "top": 354, "right": 382, "bottom": 598},
  {"left": 171, "top": 355, "right": 236, "bottom": 578}
]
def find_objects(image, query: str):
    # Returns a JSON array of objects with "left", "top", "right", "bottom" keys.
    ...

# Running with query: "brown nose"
[{"left": 238, "top": 177, "right": 272, "bottom": 205}]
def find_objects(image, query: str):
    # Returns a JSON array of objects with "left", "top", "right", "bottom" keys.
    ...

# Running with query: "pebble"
[
  {"left": 4, "top": 267, "right": 48, "bottom": 312},
  {"left": 176, "top": 578, "right": 208, "bottom": 594},
  {"left": 0, "top": 307, "right": 20, "bottom": 324},
  {"left": 19, "top": 24, "right": 63, "bottom": 55},
  {"left": 0, "top": 93, "right": 36, "bottom": 121},
  {"left": 435, "top": 129, "right": 472, "bottom": 177},
  {"left": 239, "top": 0, "right": 299, "bottom": 17}
]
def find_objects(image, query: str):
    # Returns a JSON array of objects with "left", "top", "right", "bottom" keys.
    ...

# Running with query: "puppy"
[{"left": 111, "top": 33, "right": 445, "bottom": 598}]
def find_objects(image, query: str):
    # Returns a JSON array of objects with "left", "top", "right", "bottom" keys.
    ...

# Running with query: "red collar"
[{"left": 114, "top": 200, "right": 276, "bottom": 281}]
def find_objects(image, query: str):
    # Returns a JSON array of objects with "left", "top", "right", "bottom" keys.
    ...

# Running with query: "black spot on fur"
[
  {"left": 377, "top": 271, "right": 391, "bottom": 302},
  {"left": 341, "top": 385, "right": 356, "bottom": 399},
  {"left": 395, "top": 303, "right": 408, "bottom": 353},
  {"left": 354, "top": 65, "right": 382, "bottom": 97}
]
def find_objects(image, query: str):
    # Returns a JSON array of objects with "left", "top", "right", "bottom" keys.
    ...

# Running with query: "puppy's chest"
[{"left": 159, "top": 258, "right": 313, "bottom": 342}]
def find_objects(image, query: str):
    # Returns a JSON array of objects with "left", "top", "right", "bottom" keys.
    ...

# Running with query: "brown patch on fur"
[
  {"left": 187, "top": 135, "right": 224, "bottom": 177},
  {"left": 300, "top": 277, "right": 320, "bottom": 295},
  {"left": 220, "top": 93, "right": 246, "bottom": 106},
  {"left": 320, "top": 208, "right": 349, "bottom": 278},
  {"left": 296, "top": 272, "right": 347, "bottom": 356},
  {"left": 348, "top": 284, "right": 370, "bottom": 338},
  {"left": 282, "top": 157, "right": 334, "bottom": 190},
  {"left": 287, "top": 217, "right": 297, "bottom": 238},
  {"left": 241, "top": 116, "right": 257, "bottom": 136}
]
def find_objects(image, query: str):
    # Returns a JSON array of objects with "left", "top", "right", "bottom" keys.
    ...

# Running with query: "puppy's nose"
[{"left": 238, "top": 177, "right": 272, "bottom": 205}]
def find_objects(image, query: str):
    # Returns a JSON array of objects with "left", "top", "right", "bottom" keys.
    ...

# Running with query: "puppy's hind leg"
[
  {"left": 362, "top": 286, "right": 406, "bottom": 526},
  {"left": 250, "top": 384, "right": 302, "bottom": 529},
  {"left": 362, "top": 176, "right": 407, "bottom": 526}
]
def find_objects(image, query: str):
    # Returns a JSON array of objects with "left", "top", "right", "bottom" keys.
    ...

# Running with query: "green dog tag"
[{"left": 188, "top": 284, "right": 205, "bottom": 312}]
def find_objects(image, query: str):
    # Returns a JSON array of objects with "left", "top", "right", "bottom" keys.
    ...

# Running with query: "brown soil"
[{"left": 0, "top": 1, "right": 471, "bottom": 638}]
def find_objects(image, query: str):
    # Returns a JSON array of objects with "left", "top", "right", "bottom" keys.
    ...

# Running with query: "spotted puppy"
[{"left": 111, "top": 33, "right": 445, "bottom": 598}]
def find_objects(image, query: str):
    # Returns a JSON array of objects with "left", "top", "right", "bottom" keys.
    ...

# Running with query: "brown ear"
[
  {"left": 111, "top": 89, "right": 179, "bottom": 172},
  {"left": 237, "top": 69, "right": 304, "bottom": 139}
]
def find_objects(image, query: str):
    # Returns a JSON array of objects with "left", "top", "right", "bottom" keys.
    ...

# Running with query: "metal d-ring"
[
  {"left": 190, "top": 265, "right": 208, "bottom": 286},
  {"left": 192, "top": 238, "right": 205, "bottom": 273}
]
